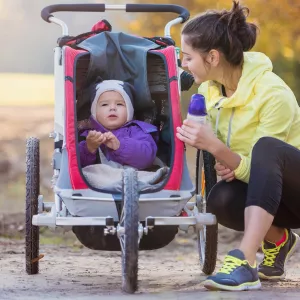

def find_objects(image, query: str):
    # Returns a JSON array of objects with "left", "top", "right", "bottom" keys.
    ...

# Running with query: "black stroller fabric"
[
  {"left": 72, "top": 225, "right": 178, "bottom": 251},
  {"left": 77, "top": 32, "right": 160, "bottom": 112}
]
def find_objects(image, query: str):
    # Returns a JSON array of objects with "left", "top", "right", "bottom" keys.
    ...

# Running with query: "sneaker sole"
[
  {"left": 203, "top": 279, "right": 262, "bottom": 291},
  {"left": 258, "top": 233, "right": 300, "bottom": 280}
]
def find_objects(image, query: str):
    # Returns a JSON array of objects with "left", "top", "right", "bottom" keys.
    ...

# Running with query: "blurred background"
[
  {"left": 0, "top": 0, "right": 299, "bottom": 235},
  {"left": 2, "top": 0, "right": 300, "bottom": 104}
]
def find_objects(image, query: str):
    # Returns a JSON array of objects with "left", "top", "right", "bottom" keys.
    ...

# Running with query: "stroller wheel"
[
  {"left": 120, "top": 168, "right": 139, "bottom": 294},
  {"left": 25, "top": 137, "right": 40, "bottom": 275},
  {"left": 196, "top": 150, "right": 218, "bottom": 275}
]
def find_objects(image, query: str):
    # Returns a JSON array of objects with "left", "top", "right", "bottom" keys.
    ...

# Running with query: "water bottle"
[{"left": 187, "top": 94, "right": 207, "bottom": 124}]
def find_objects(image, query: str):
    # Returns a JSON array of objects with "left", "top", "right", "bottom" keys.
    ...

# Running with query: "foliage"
[{"left": 126, "top": 0, "right": 300, "bottom": 102}]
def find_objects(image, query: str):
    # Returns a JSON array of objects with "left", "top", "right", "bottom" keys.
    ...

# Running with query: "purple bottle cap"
[{"left": 188, "top": 94, "right": 207, "bottom": 116}]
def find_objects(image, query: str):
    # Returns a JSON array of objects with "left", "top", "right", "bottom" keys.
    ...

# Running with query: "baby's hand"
[
  {"left": 103, "top": 132, "right": 120, "bottom": 150},
  {"left": 86, "top": 130, "right": 106, "bottom": 153}
]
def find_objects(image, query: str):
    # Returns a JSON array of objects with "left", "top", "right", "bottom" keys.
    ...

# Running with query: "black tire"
[
  {"left": 196, "top": 150, "right": 218, "bottom": 275},
  {"left": 120, "top": 168, "right": 139, "bottom": 294},
  {"left": 25, "top": 137, "right": 40, "bottom": 275}
]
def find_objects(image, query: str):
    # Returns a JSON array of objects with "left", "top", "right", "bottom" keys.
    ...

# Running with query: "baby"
[{"left": 79, "top": 79, "right": 158, "bottom": 170}]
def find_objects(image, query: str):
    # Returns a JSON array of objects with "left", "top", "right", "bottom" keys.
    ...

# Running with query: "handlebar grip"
[
  {"left": 41, "top": 4, "right": 105, "bottom": 23},
  {"left": 126, "top": 4, "right": 190, "bottom": 23}
]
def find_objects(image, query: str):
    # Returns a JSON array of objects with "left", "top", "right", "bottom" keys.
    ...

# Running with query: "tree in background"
[
  {"left": 126, "top": 0, "right": 300, "bottom": 103},
  {"left": 2, "top": 0, "right": 299, "bottom": 101}
]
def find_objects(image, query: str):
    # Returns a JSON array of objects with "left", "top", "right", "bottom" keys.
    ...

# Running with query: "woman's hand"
[
  {"left": 215, "top": 161, "right": 235, "bottom": 182},
  {"left": 176, "top": 119, "right": 220, "bottom": 153},
  {"left": 177, "top": 119, "right": 241, "bottom": 173},
  {"left": 86, "top": 130, "right": 107, "bottom": 153}
]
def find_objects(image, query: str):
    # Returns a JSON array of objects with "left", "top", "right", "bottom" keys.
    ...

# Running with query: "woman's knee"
[
  {"left": 207, "top": 181, "right": 231, "bottom": 215},
  {"left": 252, "top": 137, "right": 285, "bottom": 157},
  {"left": 207, "top": 180, "right": 247, "bottom": 231},
  {"left": 251, "top": 137, "right": 290, "bottom": 173}
]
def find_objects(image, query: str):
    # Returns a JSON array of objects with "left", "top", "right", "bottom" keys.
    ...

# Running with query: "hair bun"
[
  {"left": 220, "top": 1, "right": 258, "bottom": 51},
  {"left": 181, "top": 0, "right": 258, "bottom": 66}
]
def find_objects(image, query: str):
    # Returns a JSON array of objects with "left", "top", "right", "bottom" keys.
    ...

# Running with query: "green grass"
[{"left": 0, "top": 73, "right": 54, "bottom": 106}]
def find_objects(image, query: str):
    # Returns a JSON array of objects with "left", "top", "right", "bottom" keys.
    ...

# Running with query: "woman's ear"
[{"left": 207, "top": 49, "right": 220, "bottom": 67}]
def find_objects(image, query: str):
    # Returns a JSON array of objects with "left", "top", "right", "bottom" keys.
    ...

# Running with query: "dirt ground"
[{"left": 1, "top": 106, "right": 300, "bottom": 299}]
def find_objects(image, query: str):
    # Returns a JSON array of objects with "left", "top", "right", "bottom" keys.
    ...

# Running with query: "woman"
[{"left": 177, "top": 0, "right": 300, "bottom": 292}]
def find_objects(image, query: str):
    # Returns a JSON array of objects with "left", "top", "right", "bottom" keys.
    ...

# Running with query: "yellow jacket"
[{"left": 198, "top": 52, "right": 300, "bottom": 183}]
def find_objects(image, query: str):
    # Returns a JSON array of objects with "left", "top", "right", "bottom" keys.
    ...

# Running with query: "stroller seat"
[{"left": 55, "top": 34, "right": 194, "bottom": 219}]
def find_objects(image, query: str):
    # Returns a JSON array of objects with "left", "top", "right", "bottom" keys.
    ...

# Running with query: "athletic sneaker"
[
  {"left": 258, "top": 229, "right": 299, "bottom": 280},
  {"left": 203, "top": 249, "right": 261, "bottom": 291}
]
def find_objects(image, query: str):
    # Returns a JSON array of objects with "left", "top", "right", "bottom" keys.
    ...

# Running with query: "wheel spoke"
[
  {"left": 120, "top": 236, "right": 125, "bottom": 253},
  {"left": 199, "top": 226, "right": 206, "bottom": 261},
  {"left": 120, "top": 208, "right": 125, "bottom": 225}
]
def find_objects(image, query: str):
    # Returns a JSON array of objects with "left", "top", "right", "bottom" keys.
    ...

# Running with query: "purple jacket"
[{"left": 79, "top": 116, "right": 158, "bottom": 170}]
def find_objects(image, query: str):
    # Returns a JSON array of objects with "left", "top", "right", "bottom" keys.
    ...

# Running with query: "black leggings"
[{"left": 207, "top": 137, "right": 300, "bottom": 231}]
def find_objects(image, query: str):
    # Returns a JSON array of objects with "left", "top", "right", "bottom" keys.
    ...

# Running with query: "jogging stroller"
[{"left": 25, "top": 3, "right": 218, "bottom": 294}]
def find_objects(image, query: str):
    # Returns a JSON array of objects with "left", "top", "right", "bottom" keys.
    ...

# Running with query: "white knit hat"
[{"left": 91, "top": 80, "right": 134, "bottom": 122}]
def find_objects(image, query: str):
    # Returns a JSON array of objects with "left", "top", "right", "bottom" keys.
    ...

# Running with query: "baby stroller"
[{"left": 25, "top": 3, "right": 218, "bottom": 294}]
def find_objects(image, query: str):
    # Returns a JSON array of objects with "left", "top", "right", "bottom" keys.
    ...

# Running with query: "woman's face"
[{"left": 181, "top": 36, "right": 212, "bottom": 84}]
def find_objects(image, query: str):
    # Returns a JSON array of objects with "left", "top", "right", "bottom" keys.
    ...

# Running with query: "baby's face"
[{"left": 96, "top": 91, "right": 127, "bottom": 130}]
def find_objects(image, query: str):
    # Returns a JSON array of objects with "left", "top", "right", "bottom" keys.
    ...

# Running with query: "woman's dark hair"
[{"left": 182, "top": 1, "right": 258, "bottom": 66}]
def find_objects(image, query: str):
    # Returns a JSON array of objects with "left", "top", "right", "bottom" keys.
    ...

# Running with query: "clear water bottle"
[{"left": 187, "top": 94, "right": 207, "bottom": 124}]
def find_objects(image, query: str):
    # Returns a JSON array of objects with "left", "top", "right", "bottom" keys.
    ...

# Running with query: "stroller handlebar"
[
  {"left": 126, "top": 4, "right": 189, "bottom": 23},
  {"left": 41, "top": 3, "right": 190, "bottom": 23}
]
